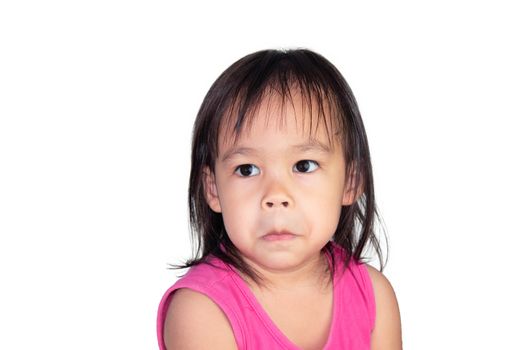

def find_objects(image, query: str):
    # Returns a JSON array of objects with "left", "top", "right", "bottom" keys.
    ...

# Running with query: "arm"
[
  {"left": 163, "top": 288, "right": 238, "bottom": 350},
  {"left": 366, "top": 265, "right": 403, "bottom": 350}
]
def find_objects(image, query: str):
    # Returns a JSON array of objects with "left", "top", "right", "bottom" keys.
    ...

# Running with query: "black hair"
[{"left": 174, "top": 48, "right": 387, "bottom": 284}]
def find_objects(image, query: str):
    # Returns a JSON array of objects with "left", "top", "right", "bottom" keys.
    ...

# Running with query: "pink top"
[{"left": 157, "top": 243, "right": 375, "bottom": 349}]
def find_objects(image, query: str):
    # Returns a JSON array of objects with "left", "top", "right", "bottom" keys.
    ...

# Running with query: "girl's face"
[{"left": 203, "top": 95, "right": 360, "bottom": 275}]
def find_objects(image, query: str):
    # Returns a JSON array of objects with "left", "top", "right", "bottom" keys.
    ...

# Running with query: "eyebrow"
[{"left": 221, "top": 139, "right": 333, "bottom": 162}]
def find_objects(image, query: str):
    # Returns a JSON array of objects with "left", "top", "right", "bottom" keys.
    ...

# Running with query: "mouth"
[{"left": 261, "top": 230, "right": 297, "bottom": 241}]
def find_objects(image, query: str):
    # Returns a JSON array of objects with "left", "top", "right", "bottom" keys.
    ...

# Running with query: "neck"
[{"left": 240, "top": 252, "right": 331, "bottom": 293}]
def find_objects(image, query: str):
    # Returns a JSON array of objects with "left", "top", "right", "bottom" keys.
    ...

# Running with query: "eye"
[
  {"left": 293, "top": 160, "right": 319, "bottom": 173},
  {"left": 234, "top": 164, "right": 260, "bottom": 177}
]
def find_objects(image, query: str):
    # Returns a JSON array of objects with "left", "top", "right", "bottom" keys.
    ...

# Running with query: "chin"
[{"left": 256, "top": 254, "right": 305, "bottom": 271}]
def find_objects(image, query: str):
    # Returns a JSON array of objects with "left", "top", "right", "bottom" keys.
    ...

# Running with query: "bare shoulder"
[
  {"left": 365, "top": 264, "right": 403, "bottom": 350},
  {"left": 163, "top": 288, "right": 237, "bottom": 350}
]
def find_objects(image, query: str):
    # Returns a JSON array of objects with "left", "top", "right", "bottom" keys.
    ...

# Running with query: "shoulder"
[
  {"left": 163, "top": 288, "right": 237, "bottom": 350},
  {"left": 364, "top": 264, "right": 403, "bottom": 350}
]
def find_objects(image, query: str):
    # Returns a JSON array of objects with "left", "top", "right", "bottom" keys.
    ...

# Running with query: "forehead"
[{"left": 218, "top": 88, "right": 341, "bottom": 151}]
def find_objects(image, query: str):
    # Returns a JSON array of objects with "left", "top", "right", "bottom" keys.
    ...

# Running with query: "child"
[{"left": 157, "top": 49, "right": 402, "bottom": 349}]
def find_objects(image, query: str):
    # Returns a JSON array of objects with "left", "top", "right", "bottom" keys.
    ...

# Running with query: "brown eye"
[
  {"left": 234, "top": 164, "right": 260, "bottom": 177},
  {"left": 293, "top": 160, "right": 319, "bottom": 173}
]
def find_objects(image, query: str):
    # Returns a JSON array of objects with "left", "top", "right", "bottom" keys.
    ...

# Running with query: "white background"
[{"left": 1, "top": 1, "right": 524, "bottom": 349}]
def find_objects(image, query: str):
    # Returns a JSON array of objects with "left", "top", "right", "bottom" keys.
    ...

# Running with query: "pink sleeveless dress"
[{"left": 157, "top": 243, "right": 375, "bottom": 349}]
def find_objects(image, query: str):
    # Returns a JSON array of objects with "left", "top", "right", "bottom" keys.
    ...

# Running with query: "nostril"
[{"left": 265, "top": 201, "right": 289, "bottom": 208}]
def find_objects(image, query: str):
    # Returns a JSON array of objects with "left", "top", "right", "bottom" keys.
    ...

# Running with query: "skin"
[
  {"left": 164, "top": 94, "right": 402, "bottom": 349},
  {"left": 205, "top": 97, "right": 356, "bottom": 283}
]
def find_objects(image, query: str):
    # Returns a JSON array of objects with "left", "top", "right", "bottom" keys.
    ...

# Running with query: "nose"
[
  {"left": 264, "top": 199, "right": 289, "bottom": 208},
  {"left": 261, "top": 176, "right": 293, "bottom": 210}
]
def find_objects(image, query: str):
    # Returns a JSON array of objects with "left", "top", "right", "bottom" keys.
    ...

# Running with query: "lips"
[{"left": 262, "top": 230, "right": 297, "bottom": 241}]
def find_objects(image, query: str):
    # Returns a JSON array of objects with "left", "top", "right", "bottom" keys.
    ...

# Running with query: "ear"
[
  {"left": 342, "top": 163, "right": 364, "bottom": 206},
  {"left": 203, "top": 166, "right": 222, "bottom": 213}
]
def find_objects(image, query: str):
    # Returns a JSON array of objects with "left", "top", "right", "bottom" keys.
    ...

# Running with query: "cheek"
[
  {"left": 218, "top": 180, "right": 258, "bottom": 212},
  {"left": 303, "top": 174, "right": 345, "bottom": 203},
  {"left": 301, "top": 182, "right": 344, "bottom": 228},
  {"left": 217, "top": 182, "right": 258, "bottom": 234}
]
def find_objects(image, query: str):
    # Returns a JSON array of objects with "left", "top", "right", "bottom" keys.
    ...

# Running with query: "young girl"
[{"left": 157, "top": 49, "right": 402, "bottom": 349}]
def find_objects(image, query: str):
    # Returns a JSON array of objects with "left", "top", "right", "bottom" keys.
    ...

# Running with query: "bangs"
[{"left": 216, "top": 50, "right": 349, "bottom": 152}]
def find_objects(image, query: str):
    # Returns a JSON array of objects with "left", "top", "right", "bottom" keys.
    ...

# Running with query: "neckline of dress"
[{"left": 224, "top": 245, "right": 342, "bottom": 349}]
